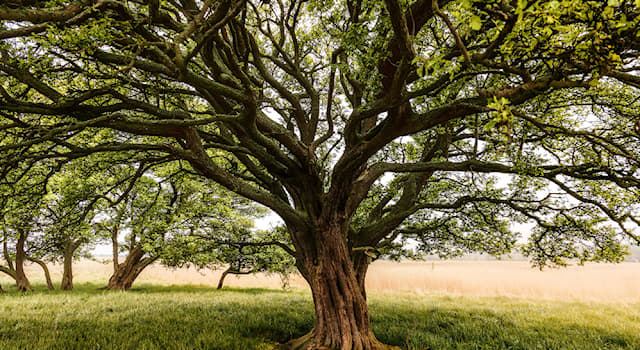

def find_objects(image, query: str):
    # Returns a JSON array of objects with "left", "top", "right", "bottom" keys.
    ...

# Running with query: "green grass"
[{"left": 0, "top": 283, "right": 639, "bottom": 349}]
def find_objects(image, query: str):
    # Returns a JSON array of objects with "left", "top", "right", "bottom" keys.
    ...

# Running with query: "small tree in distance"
[
  {"left": 0, "top": 166, "right": 51, "bottom": 292},
  {"left": 95, "top": 163, "right": 265, "bottom": 291},
  {"left": 163, "top": 226, "right": 296, "bottom": 290},
  {"left": 40, "top": 163, "right": 102, "bottom": 290}
]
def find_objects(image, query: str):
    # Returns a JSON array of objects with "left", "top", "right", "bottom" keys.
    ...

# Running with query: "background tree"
[
  {"left": 0, "top": 162, "right": 56, "bottom": 292},
  {"left": 97, "top": 175, "right": 179, "bottom": 290},
  {"left": 163, "top": 226, "right": 295, "bottom": 290},
  {"left": 96, "top": 164, "right": 262, "bottom": 290},
  {"left": 21, "top": 240, "right": 55, "bottom": 290},
  {"left": 1, "top": 1, "right": 640, "bottom": 348},
  {"left": 0, "top": 231, "right": 25, "bottom": 291},
  {"left": 38, "top": 161, "right": 104, "bottom": 291},
  {"left": 0, "top": 195, "right": 50, "bottom": 292}
]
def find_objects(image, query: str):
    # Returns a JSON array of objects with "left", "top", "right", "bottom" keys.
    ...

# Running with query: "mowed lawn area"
[{"left": 1, "top": 261, "right": 639, "bottom": 349}]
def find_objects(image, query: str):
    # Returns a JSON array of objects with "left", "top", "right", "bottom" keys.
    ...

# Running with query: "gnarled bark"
[
  {"left": 107, "top": 246, "right": 156, "bottom": 290},
  {"left": 26, "top": 256, "right": 54, "bottom": 290},
  {"left": 287, "top": 223, "right": 395, "bottom": 350},
  {"left": 352, "top": 252, "right": 372, "bottom": 301}
]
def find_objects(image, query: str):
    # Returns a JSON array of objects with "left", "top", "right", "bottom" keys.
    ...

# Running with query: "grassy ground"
[{"left": 1, "top": 283, "right": 639, "bottom": 350}]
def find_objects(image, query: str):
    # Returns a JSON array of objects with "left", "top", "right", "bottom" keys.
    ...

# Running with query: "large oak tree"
[{"left": 1, "top": 0, "right": 640, "bottom": 348}]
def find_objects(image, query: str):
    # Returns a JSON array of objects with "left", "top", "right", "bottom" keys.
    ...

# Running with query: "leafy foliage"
[
  {"left": 163, "top": 227, "right": 295, "bottom": 288},
  {"left": 1, "top": 0, "right": 640, "bottom": 345}
]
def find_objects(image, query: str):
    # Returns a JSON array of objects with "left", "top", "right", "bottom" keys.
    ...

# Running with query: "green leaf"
[{"left": 470, "top": 15, "right": 482, "bottom": 31}]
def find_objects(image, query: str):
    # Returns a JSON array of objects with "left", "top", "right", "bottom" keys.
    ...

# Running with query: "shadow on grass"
[
  {"left": 129, "top": 284, "right": 291, "bottom": 295},
  {"left": 0, "top": 286, "right": 638, "bottom": 350},
  {"left": 0, "top": 283, "right": 291, "bottom": 296},
  {"left": 369, "top": 298, "right": 640, "bottom": 350},
  {"left": 0, "top": 285, "right": 312, "bottom": 350},
  {"left": 0, "top": 282, "right": 110, "bottom": 295}
]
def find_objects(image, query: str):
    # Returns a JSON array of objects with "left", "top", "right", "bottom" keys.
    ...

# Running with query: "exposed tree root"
[{"left": 282, "top": 330, "right": 402, "bottom": 350}]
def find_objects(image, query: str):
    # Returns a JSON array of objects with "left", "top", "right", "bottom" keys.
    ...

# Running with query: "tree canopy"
[
  {"left": 1, "top": 0, "right": 639, "bottom": 349},
  {"left": 96, "top": 162, "right": 267, "bottom": 290}
]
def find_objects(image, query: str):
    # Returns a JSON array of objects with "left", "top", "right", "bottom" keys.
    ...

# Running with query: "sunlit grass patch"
[{"left": 1, "top": 285, "right": 639, "bottom": 349}]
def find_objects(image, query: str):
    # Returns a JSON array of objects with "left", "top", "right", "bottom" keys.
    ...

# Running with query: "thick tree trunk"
[
  {"left": 15, "top": 231, "right": 32, "bottom": 292},
  {"left": 26, "top": 256, "right": 54, "bottom": 290},
  {"left": 107, "top": 246, "right": 156, "bottom": 290},
  {"left": 352, "top": 252, "right": 371, "bottom": 301},
  {"left": 60, "top": 251, "right": 74, "bottom": 291},
  {"left": 287, "top": 224, "right": 393, "bottom": 350},
  {"left": 60, "top": 240, "right": 82, "bottom": 291}
]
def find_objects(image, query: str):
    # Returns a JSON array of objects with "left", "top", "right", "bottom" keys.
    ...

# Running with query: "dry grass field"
[{"left": 4, "top": 259, "right": 639, "bottom": 302}]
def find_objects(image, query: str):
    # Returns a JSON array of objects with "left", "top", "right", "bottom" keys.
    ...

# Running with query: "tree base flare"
[
  {"left": 16, "top": 278, "right": 32, "bottom": 292},
  {"left": 283, "top": 331, "right": 401, "bottom": 350},
  {"left": 106, "top": 280, "right": 133, "bottom": 291}
]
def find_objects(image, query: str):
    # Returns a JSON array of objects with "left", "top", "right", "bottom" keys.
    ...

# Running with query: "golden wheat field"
[{"left": 3, "top": 259, "right": 640, "bottom": 302}]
